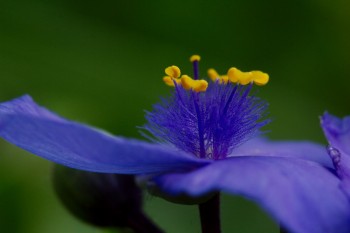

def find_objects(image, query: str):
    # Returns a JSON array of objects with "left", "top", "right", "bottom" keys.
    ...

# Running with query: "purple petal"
[
  {"left": 0, "top": 95, "right": 64, "bottom": 121},
  {"left": 321, "top": 112, "right": 350, "bottom": 155},
  {"left": 321, "top": 112, "right": 350, "bottom": 198},
  {"left": 232, "top": 137, "right": 333, "bottom": 168},
  {"left": 0, "top": 95, "right": 208, "bottom": 174},
  {"left": 153, "top": 156, "right": 350, "bottom": 233}
]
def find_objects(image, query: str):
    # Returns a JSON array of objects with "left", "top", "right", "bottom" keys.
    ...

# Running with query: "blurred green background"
[{"left": 0, "top": 0, "right": 349, "bottom": 232}]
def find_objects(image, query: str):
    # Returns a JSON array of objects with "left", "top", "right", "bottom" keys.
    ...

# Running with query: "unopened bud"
[{"left": 52, "top": 165, "right": 142, "bottom": 228}]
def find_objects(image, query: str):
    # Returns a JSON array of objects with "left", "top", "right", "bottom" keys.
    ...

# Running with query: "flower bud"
[{"left": 52, "top": 165, "right": 142, "bottom": 228}]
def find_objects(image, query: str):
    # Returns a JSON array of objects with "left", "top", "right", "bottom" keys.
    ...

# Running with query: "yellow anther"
[
  {"left": 227, "top": 67, "right": 268, "bottom": 86},
  {"left": 193, "top": 80, "right": 208, "bottom": 92},
  {"left": 208, "top": 68, "right": 220, "bottom": 82},
  {"left": 238, "top": 72, "right": 254, "bottom": 85},
  {"left": 251, "top": 71, "right": 269, "bottom": 86},
  {"left": 180, "top": 75, "right": 208, "bottom": 92},
  {"left": 180, "top": 75, "right": 193, "bottom": 90},
  {"left": 190, "top": 55, "right": 201, "bottom": 62},
  {"left": 163, "top": 76, "right": 181, "bottom": 87},
  {"left": 227, "top": 67, "right": 242, "bottom": 84},
  {"left": 165, "top": 66, "right": 181, "bottom": 79},
  {"left": 220, "top": 75, "right": 229, "bottom": 84},
  {"left": 208, "top": 69, "right": 229, "bottom": 84}
]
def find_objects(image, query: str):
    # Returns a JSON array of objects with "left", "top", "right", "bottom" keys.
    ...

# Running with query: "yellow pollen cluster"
[
  {"left": 208, "top": 68, "right": 269, "bottom": 86},
  {"left": 207, "top": 68, "right": 229, "bottom": 84},
  {"left": 163, "top": 65, "right": 182, "bottom": 87},
  {"left": 181, "top": 75, "right": 208, "bottom": 92},
  {"left": 190, "top": 55, "right": 201, "bottom": 62},
  {"left": 162, "top": 55, "right": 269, "bottom": 92},
  {"left": 227, "top": 67, "right": 269, "bottom": 86},
  {"left": 163, "top": 62, "right": 208, "bottom": 92}
]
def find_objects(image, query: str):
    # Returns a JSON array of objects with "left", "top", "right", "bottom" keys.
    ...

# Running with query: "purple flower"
[
  {"left": 0, "top": 56, "right": 350, "bottom": 233},
  {"left": 321, "top": 112, "right": 350, "bottom": 198}
]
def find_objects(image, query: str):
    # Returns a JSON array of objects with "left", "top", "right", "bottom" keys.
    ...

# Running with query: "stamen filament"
[
  {"left": 237, "top": 82, "right": 253, "bottom": 109},
  {"left": 221, "top": 84, "right": 239, "bottom": 116},
  {"left": 174, "top": 83, "right": 197, "bottom": 119},
  {"left": 193, "top": 92, "right": 206, "bottom": 158}
]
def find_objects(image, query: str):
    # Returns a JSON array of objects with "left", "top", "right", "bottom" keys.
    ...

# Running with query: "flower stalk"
[
  {"left": 126, "top": 211, "right": 165, "bottom": 233},
  {"left": 199, "top": 194, "right": 221, "bottom": 233}
]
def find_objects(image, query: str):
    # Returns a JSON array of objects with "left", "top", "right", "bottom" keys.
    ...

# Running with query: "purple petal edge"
[
  {"left": 232, "top": 137, "right": 333, "bottom": 168},
  {"left": 0, "top": 95, "right": 208, "bottom": 174},
  {"left": 321, "top": 112, "right": 350, "bottom": 156},
  {"left": 321, "top": 112, "right": 350, "bottom": 199}
]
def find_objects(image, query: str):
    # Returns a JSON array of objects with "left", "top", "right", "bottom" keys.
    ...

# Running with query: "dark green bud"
[{"left": 52, "top": 165, "right": 142, "bottom": 228}]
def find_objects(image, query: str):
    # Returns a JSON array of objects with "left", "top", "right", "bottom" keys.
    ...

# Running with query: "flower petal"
[
  {"left": 0, "top": 95, "right": 208, "bottom": 174},
  {"left": 321, "top": 112, "right": 350, "bottom": 198},
  {"left": 153, "top": 156, "right": 350, "bottom": 233},
  {"left": 232, "top": 137, "right": 333, "bottom": 168},
  {"left": 321, "top": 112, "right": 350, "bottom": 155}
]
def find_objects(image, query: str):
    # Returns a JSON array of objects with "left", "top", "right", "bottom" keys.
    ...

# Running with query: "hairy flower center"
[{"left": 141, "top": 55, "right": 270, "bottom": 160}]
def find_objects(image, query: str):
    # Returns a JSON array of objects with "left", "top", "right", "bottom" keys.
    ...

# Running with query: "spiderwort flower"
[
  {"left": 321, "top": 113, "right": 350, "bottom": 198},
  {"left": 0, "top": 56, "right": 350, "bottom": 233}
]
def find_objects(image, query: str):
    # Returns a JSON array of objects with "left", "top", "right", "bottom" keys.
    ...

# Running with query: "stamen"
[
  {"left": 190, "top": 55, "right": 201, "bottom": 80},
  {"left": 220, "top": 75, "right": 229, "bottom": 84},
  {"left": 190, "top": 55, "right": 201, "bottom": 62},
  {"left": 165, "top": 66, "right": 181, "bottom": 78},
  {"left": 221, "top": 84, "right": 239, "bottom": 116},
  {"left": 180, "top": 75, "right": 193, "bottom": 90},
  {"left": 238, "top": 72, "right": 254, "bottom": 85},
  {"left": 144, "top": 75, "right": 269, "bottom": 158},
  {"left": 181, "top": 75, "right": 208, "bottom": 92},
  {"left": 227, "top": 67, "right": 269, "bottom": 86},
  {"left": 192, "top": 92, "right": 206, "bottom": 158},
  {"left": 207, "top": 68, "right": 219, "bottom": 82},
  {"left": 149, "top": 56, "right": 270, "bottom": 160},
  {"left": 208, "top": 69, "right": 229, "bottom": 84},
  {"left": 163, "top": 66, "right": 182, "bottom": 87},
  {"left": 163, "top": 76, "right": 181, "bottom": 87},
  {"left": 227, "top": 67, "right": 248, "bottom": 84},
  {"left": 251, "top": 71, "right": 269, "bottom": 86}
]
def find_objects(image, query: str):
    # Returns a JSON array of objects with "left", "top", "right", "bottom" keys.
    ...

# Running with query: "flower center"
[{"left": 141, "top": 55, "right": 270, "bottom": 160}]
